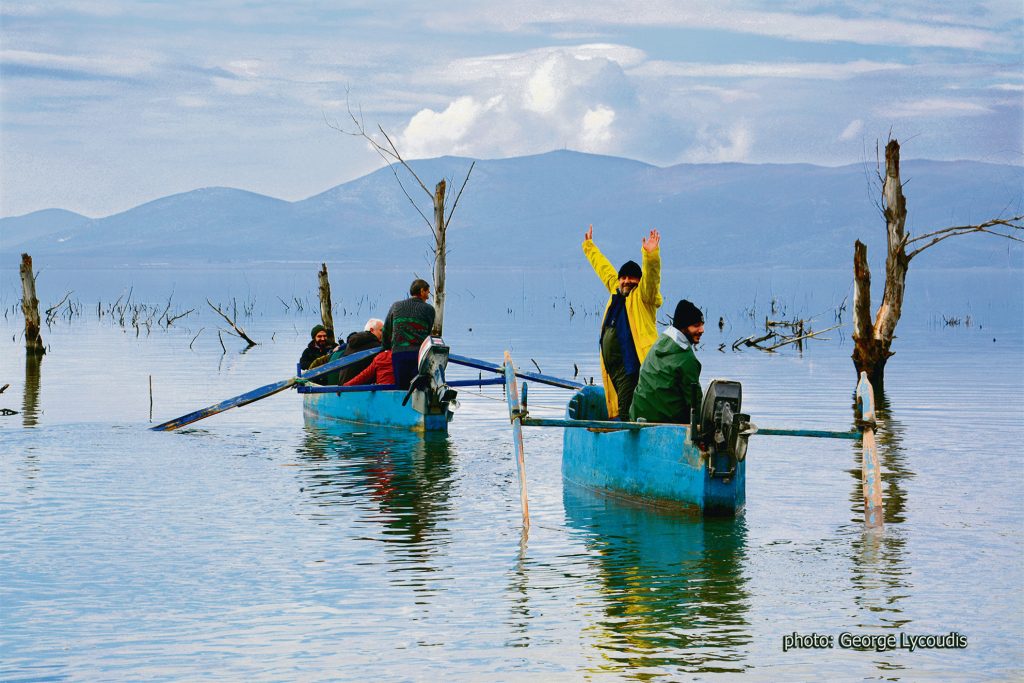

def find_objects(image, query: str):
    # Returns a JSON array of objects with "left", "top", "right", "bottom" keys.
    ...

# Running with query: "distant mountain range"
[{"left": 2, "top": 150, "right": 1021, "bottom": 269}]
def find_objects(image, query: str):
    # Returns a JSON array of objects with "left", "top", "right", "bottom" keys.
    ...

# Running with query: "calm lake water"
[{"left": 1, "top": 266, "right": 1022, "bottom": 681}]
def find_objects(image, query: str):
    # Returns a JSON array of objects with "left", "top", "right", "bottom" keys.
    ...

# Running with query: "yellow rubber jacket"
[{"left": 582, "top": 239, "right": 663, "bottom": 418}]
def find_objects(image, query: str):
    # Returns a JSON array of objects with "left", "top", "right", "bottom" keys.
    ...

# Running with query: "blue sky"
[{"left": 1, "top": 0, "right": 1021, "bottom": 217}]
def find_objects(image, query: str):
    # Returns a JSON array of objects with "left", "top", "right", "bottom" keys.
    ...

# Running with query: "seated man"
[
  {"left": 335, "top": 318, "right": 384, "bottom": 385},
  {"left": 299, "top": 325, "right": 333, "bottom": 371},
  {"left": 343, "top": 350, "right": 395, "bottom": 387},
  {"left": 383, "top": 279, "right": 435, "bottom": 389},
  {"left": 629, "top": 299, "right": 704, "bottom": 424}
]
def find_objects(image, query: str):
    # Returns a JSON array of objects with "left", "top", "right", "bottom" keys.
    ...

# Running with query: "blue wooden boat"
[
  {"left": 297, "top": 337, "right": 458, "bottom": 433},
  {"left": 504, "top": 356, "right": 862, "bottom": 520},
  {"left": 559, "top": 384, "right": 748, "bottom": 516}
]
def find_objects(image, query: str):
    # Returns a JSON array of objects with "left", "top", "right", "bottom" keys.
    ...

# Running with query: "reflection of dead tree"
[
  {"left": 853, "top": 139, "right": 1023, "bottom": 386},
  {"left": 207, "top": 298, "right": 257, "bottom": 347},
  {"left": 326, "top": 93, "right": 474, "bottom": 336}
]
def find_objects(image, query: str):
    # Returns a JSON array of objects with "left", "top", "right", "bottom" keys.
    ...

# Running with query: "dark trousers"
[
  {"left": 391, "top": 350, "right": 419, "bottom": 389},
  {"left": 601, "top": 328, "right": 638, "bottom": 420}
]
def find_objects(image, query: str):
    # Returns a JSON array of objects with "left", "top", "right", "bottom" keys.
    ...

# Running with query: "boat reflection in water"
[
  {"left": 563, "top": 483, "right": 751, "bottom": 677},
  {"left": 296, "top": 414, "right": 457, "bottom": 592}
]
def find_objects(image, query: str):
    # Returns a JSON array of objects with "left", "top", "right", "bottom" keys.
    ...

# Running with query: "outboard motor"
[
  {"left": 698, "top": 380, "right": 756, "bottom": 478},
  {"left": 403, "top": 336, "right": 458, "bottom": 417}
]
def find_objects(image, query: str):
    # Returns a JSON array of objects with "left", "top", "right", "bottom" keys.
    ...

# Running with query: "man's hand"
[
  {"left": 584, "top": 224, "right": 593, "bottom": 242},
  {"left": 642, "top": 228, "right": 660, "bottom": 253}
]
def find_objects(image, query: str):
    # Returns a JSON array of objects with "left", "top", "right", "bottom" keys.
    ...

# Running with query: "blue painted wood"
[
  {"left": 449, "top": 353, "right": 583, "bottom": 390},
  {"left": 302, "top": 388, "right": 449, "bottom": 433},
  {"left": 298, "top": 384, "right": 399, "bottom": 393},
  {"left": 151, "top": 347, "right": 382, "bottom": 431},
  {"left": 560, "top": 386, "right": 745, "bottom": 516}
]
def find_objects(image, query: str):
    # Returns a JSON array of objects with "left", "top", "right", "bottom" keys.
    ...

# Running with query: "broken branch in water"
[
  {"left": 763, "top": 323, "right": 843, "bottom": 351},
  {"left": 207, "top": 299, "right": 257, "bottom": 347}
]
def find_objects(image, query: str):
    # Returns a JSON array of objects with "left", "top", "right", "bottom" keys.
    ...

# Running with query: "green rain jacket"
[{"left": 629, "top": 326, "right": 702, "bottom": 424}]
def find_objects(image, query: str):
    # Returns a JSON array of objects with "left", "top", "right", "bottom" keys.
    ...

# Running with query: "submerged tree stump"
[
  {"left": 318, "top": 263, "right": 335, "bottom": 345},
  {"left": 19, "top": 254, "right": 44, "bottom": 355}
]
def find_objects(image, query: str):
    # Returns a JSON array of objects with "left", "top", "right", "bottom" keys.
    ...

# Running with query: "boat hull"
[
  {"left": 563, "top": 425, "right": 745, "bottom": 516},
  {"left": 562, "top": 386, "right": 745, "bottom": 516},
  {"left": 300, "top": 388, "right": 450, "bottom": 433}
]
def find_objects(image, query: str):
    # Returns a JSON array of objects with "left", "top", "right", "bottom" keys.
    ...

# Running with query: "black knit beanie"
[
  {"left": 617, "top": 260, "right": 642, "bottom": 279},
  {"left": 672, "top": 300, "right": 703, "bottom": 330},
  {"left": 310, "top": 324, "right": 326, "bottom": 339}
]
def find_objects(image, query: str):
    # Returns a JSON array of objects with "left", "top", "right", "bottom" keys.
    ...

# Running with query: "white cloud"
[
  {"left": 175, "top": 95, "right": 208, "bottom": 108},
  {"left": 0, "top": 48, "right": 154, "bottom": 77},
  {"left": 425, "top": 1, "right": 1013, "bottom": 52},
  {"left": 395, "top": 48, "right": 636, "bottom": 160},
  {"left": 687, "top": 123, "right": 753, "bottom": 163},
  {"left": 839, "top": 119, "right": 864, "bottom": 141},
  {"left": 635, "top": 59, "right": 907, "bottom": 81},
  {"left": 524, "top": 56, "right": 562, "bottom": 114},
  {"left": 399, "top": 95, "right": 501, "bottom": 158},
  {"left": 883, "top": 98, "right": 993, "bottom": 117},
  {"left": 581, "top": 105, "right": 615, "bottom": 149}
]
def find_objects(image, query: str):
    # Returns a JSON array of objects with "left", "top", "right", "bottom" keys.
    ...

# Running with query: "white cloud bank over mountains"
[{"left": 0, "top": 0, "right": 1020, "bottom": 217}]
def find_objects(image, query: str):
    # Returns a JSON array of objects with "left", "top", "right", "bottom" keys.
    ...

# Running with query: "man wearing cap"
[
  {"left": 299, "top": 324, "right": 333, "bottom": 377},
  {"left": 629, "top": 300, "right": 704, "bottom": 425},
  {"left": 383, "top": 278, "right": 436, "bottom": 389},
  {"left": 582, "top": 224, "right": 663, "bottom": 420}
]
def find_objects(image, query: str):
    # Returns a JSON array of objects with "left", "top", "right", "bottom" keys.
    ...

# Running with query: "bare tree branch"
[
  {"left": 445, "top": 161, "right": 475, "bottom": 229},
  {"left": 906, "top": 215, "right": 1023, "bottom": 261},
  {"left": 323, "top": 92, "right": 434, "bottom": 230}
]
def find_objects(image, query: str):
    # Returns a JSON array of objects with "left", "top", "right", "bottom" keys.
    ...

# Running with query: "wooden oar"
[
  {"left": 151, "top": 347, "right": 381, "bottom": 432},
  {"left": 450, "top": 353, "right": 583, "bottom": 390},
  {"left": 856, "top": 371, "right": 883, "bottom": 529},
  {"left": 504, "top": 352, "right": 530, "bottom": 528}
]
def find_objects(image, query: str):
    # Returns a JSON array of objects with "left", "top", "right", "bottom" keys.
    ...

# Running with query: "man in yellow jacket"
[{"left": 582, "top": 224, "right": 663, "bottom": 419}]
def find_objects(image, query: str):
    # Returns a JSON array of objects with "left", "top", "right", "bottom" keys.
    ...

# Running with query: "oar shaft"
[
  {"left": 151, "top": 378, "right": 295, "bottom": 431},
  {"left": 151, "top": 346, "right": 383, "bottom": 432},
  {"left": 755, "top": 427, "right": 859, "bottom": 440},
  {"left": 450, "top": 353, "right": 583, "bottom": 391}
]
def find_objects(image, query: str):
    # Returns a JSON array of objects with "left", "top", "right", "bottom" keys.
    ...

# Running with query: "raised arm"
[
  {"left": 639, "top": 229, "right": 663, "bottom": 308},
  {"left": 582, "top": 224, "right": 618, "bottom": 293}
]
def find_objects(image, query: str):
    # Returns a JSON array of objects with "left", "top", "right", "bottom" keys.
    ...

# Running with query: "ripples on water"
[{"left": 1, "top": 268, "right": 1021, "bottom": 680}]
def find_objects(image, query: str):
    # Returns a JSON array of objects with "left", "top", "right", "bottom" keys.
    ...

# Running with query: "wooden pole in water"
[
  {"left": 432, "top": 179, "right": 447, "bottom": 336},
  {"left": 318, "top": 263, "right": 335, "bottom": 346},
  {"left": 856, "top": 371, "right": 883, "bottom": 528},
  {"left": 504, "top": 351, "right": 530, "bottom": 528},
  {"left": 19, "top": 254, "right": 45, "bottom": 356}
]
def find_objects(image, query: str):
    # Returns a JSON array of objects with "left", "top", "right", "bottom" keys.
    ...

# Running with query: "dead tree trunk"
[
  {"left": 318, "top": 263, "right": 336, "bottom": 345},
  {"left": 852, "top": 242, "right": 889, "bottom": 386},
  {"left": 851, "top": 138, "right": 1021, "bottom": 384},
  {"left": 432, "top": 180, "right": 446, "bottom": 336},
  {"left": 19, "top": 254, "right": 44, "bottom": 355},
  {"left": 851, "top": 141, "right": 908, "bottom": 387}
]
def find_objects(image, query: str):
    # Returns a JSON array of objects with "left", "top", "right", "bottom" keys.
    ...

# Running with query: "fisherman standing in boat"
[
  {"left": 583, "top": 224, "right": 662, "bottom": 420},
  {"left": 383, "top": 278, "right": 436, "bottom": 389},
  {"left": 629, "top": 299, "right": 704, "bottom": 424}
]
